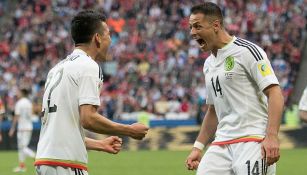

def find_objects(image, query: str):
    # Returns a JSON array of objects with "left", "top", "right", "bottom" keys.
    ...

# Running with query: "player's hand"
[
  {"left": 99, "top": 136, "right": 122, "bottom": 154},
  {"left": 0, "top": 133, "right": 2, "bottom": 143},
  {"left": 185, "top": 148, "right": 202, "bottom": 170},
  {"left": 261, "top": 134, "right": 280, "bottom": 166},
  {"left": 129, "top": 123, "right": 149, "bottom": 140}
]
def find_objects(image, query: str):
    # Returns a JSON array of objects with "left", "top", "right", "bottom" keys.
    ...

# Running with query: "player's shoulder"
[
  {"left": 62, "top": 50, "right": 100, "bottom": 77},
  {"left": 16, "top": 98, "right": 29, "bottom": 107},
  {"left": 47, "top": 58, "right": 67, "bottom": 75},
  {"left": 233, "top": 37, "right": 264, "bottom": 51},
  {"left": 203, "top": 55, "right": 214, "bottom": 74},
  {"left": 48, "top": 64, "right": 58, "bottom": 74},
  {"left": 77, "top": 57, "right": 99, "bottom": 75},
  {"left": 233, "top": 37, "right": 267, "bottom": 62},
  {"left": 15, "top": 98, "right": 22, "bottom": 107},
  {"left": 24, "top": 97, "right": 32, "bottom": 104},
  {"left": 69, "top": 50, "right": 98, "bottom": 70},
  {"left": 204, "top": 54, "right": 215, "bottom": 64},
  {"left": 71, "top": 55, "right": 101, "bottom": 78}
]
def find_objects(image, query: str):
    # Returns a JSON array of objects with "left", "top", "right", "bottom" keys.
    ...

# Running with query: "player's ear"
[
  {"left": 212, "top": 19, "right": 221, "bottom": 33},
  {"left": 94, "top": 33, "right": 102, "bottom": 48}
]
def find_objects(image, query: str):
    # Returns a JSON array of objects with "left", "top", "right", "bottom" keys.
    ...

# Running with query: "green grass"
[{"left": 0, "top": 149, "right": 306, "bottom": 175}]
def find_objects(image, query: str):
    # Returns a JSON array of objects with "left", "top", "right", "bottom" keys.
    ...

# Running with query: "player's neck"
[
  {"left": 75, "top": 44, "right": 97, "bottom": 61},
  {"left": 212, "top": 30, "right": 233, "bottom": 57}
]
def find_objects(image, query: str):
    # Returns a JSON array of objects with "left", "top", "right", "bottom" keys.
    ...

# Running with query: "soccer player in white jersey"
[
  {"left": 298, "top": 85, "right": 307, "bottom": 123},
  {"left": 9, "top": 88, "right": 36, "bottom": 172},
  {"left": 185, "top": 2, "right": 284, "bottom": 175},
  {"left": 35, "top": 10, "right": 149, "bottom": 175}
]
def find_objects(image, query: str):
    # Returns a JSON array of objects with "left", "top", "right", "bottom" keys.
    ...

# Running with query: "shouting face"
[{"left": 189, "top": 13, "right": 218, "bottom": 52}]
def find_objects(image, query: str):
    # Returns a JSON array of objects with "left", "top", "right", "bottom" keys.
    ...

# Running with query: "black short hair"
[
  {"left": 191, "top": 2, "right": 224, "bottom": 26},
  {"left": 71, "top": 10, "right": 107, "bottom": 44},
  {"left": 20, "top": 88, "right": 30, "bottom": 97}
]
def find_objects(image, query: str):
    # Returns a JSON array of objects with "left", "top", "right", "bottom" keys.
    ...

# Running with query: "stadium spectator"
[
  {"left": 185, "top": 2, "right": 284, "bottom": 174},
  {"left": 107, "top": 11, "right": 125, "bottom": 33}
]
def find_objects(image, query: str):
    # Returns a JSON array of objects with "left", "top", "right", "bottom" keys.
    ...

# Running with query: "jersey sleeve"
[
  {"left": 299, "top": 86, "right": 307, "bottom": 111},
  {"left": 242, "top": 46, "right": 279, "bottom": 91},
  {"left": 203, "top": 60, "right": 214, "bottom": 105},
  {"left": 78, "top": 63, "right": 101, "bottom": 106}
]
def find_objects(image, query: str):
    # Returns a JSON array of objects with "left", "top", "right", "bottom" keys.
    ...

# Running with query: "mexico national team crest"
[
  {"left": 257, "top": 63, "right": 272, "bottom": 76},
  {"left": 224, "top": 56, "right": 235, "bottom": 71}
]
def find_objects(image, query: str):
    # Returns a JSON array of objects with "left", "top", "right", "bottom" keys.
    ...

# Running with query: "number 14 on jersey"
[{"left": 211, "top": 75, "right": 223, "bottom": 97}]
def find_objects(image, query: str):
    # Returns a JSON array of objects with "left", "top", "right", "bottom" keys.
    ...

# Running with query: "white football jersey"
[
  {"left": 15, "top": 97, "right": 33, "bottom": 131},
  {"left": 203, "top": 36, "right": 279, "bottom": 144},
  {"left": 299, "top": 85, "right": 307, "bottom": 111},
  {"left": 35, "top": 49, "right": 103, "bottom": 170}
]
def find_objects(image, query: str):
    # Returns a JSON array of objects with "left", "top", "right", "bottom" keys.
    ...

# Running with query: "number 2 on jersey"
[
  {"left": 44, "top": 68, "right": 64, "bottom": 113},
  {"left": 211, "top": 76, "right": 222, "bottom": 97}
]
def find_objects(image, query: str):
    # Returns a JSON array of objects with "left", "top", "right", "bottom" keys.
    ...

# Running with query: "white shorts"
[
  {"left": 197, "top": 142, "right": 276, "bottom": 175},
  {"left": 17, "top": 130, "right": 32, "bottom": 149},
  {"left": 35, "top": 165, "right": 88, "bottom": 175}
]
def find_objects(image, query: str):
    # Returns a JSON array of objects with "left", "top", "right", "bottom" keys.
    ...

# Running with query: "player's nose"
[{"left": 190, "top": 27, "right": 197, "bottom": 36}]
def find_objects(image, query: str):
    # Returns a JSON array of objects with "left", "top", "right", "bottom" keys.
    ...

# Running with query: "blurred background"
[{"left": 0, "top": 0, "right": 306, "bottom": 174}]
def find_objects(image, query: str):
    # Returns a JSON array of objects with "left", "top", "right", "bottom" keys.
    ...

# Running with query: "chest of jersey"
[{"left": 205, "top": 55, "right": 248, "bottom": 101}]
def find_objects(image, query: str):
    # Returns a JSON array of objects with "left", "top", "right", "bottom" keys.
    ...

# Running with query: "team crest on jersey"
[
  {"left": 224, "top": 56, "right": 235, "bottom": 71},
  {"left": 257, "top": 63, "right": 272, "bottom": 77}
]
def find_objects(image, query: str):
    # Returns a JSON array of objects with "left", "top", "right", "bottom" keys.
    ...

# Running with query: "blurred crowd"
[{"left": 0, "top": 0, "right": 306, "bottom": 121}]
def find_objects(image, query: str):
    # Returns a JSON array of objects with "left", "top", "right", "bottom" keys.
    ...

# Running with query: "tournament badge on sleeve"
[{"left": 257, "top": 63, "right": 272, "bottom": 77}]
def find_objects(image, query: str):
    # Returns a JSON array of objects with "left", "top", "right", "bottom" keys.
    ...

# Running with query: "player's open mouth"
[{"left": 196, "top": 38, "right": 206, "bottom": 47}]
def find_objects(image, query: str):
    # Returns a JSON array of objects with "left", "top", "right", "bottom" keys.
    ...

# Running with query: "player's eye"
[{"left": 194, "top": 25, "right": 201, "bottom": 30}]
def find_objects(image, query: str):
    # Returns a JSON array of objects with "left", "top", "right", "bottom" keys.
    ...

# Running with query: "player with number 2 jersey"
[{"left": 35, "top": 49, "right": 101, "bottom": 169}]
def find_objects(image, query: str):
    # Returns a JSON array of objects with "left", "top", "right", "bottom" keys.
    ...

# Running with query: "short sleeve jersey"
[
  {"left": 35, "top": 49, "right": 103, "bottom": 170},
  {"left": 299, "top": 86, "right": 307, "bottom": 111},
  {"left": 15, "top": 97, "right": 33, "bottom": 130},
  {"left": 203, "top": 36, "right": 279, "bottom": 144}
]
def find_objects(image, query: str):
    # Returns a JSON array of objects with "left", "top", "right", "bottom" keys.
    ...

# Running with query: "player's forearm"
[
  {"left": 265, "top": 86, "right": 284, "bottom": 136},
  {"left": 196, "top": 105, "right": 218, "bottom": 146},
  {"left": 85, "top": 137, "right": 104, "bottom": 151},
  {"left": 80, "top": 104, "right": 134, "bottom": 136},
  {"left": 82, "top": 112, "right": 132, "bottom": 136}
]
